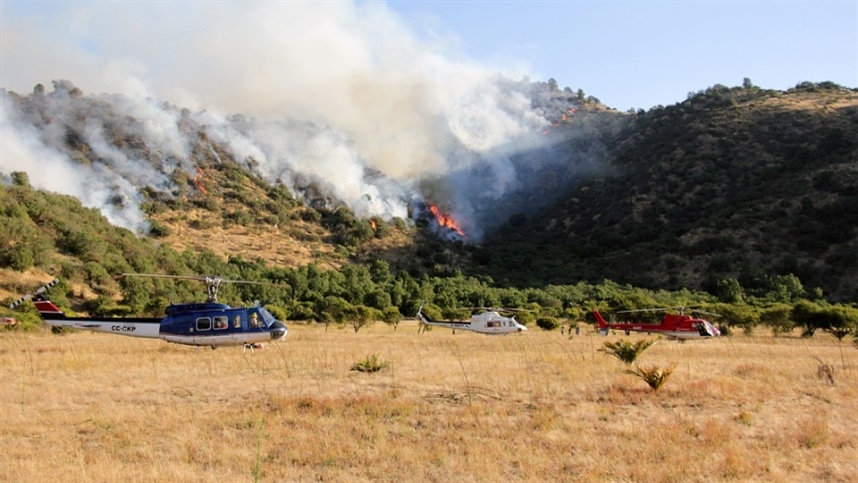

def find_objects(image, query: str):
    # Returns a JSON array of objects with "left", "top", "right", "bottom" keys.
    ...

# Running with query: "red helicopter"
[{"left": 593, "top": 307, "right": 721, "bottom": 340}]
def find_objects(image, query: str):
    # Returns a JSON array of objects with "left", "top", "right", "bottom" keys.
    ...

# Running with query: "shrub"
[
  {"left": 813, "top": 356, "right": 835, "bottom": 385},
  {"left": 148, "top": 220, "right": 172, "bottom": 238},
  {"left": 536, "top": 317, "right": 559, "bottom": 330},
  {"left": 351, "top": 354, "right": 390, "bottom": 373},
  {"left": 599, "top": 338, "right": 657, "bottom": 365},
  {"left": 627, "top": 364, "right": 675, "bottom": 392}
]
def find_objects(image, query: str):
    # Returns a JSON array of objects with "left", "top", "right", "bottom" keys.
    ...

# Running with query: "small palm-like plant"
[
  {"left": 351, "top": 353, "right": 390, "bottom": 373},
  {"left": 599, "top": 338, "right": 657, "bottom": 365},
  {"left": 813, "top": 356, "right": 835, "bottom": 385},
  {"left": 627, "top": 364, "right": 675, "bottom": 392}
]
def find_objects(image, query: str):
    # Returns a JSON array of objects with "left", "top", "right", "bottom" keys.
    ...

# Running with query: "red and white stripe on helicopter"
[
  {"left": 9, "top": 278, "right": 287, "bottom": 349},
  {"left": 593, "top": 308, "right": 720, "bottom": 340}
]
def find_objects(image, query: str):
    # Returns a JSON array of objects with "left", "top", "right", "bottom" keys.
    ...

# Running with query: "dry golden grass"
[
  {"left": 0, "top": 268, "right": 67, "bottom": 303},
  {"left": 149, "top": 207, "right": 417, "bottom": 274},
  {"left": 151, "top": 208, "right": 336, "bottom": 269},
  {"left": 2, "top": 324, "right": 857, "bottom": 482}
]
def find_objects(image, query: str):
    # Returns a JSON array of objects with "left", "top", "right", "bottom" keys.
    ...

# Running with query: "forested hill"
[
  {"left": 1, "top": 79, "right": 856, "bottom": 318},
  {"left": 480, "top": 82, "right": 858, "bottom": 301}
]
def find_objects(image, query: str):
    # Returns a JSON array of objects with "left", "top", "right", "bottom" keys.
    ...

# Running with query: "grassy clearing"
[{"left": 1, "top": 323, "right": 857, "bottom": 482}]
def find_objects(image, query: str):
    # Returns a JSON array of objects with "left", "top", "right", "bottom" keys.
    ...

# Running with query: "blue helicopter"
[{"left": 9, "top": 275, "right": 287, "bottom": 350}]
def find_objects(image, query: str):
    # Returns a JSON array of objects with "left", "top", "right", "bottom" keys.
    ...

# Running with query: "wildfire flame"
[
  {"left": 428, "top": 204, "right": 466, "bottom": 237},
  {"left": 192, "top": 166, "right": 208, "bottom": 195},
  {"left": 370, "top": 219, "right": 378, "bottom": 231}
]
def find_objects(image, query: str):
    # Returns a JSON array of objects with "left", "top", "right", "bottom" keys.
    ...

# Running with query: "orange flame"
[
  {"left": 370, "top": 219, "right": 378, "bottom": 231},
  {"left": 192, "top": 166, "right": 208, "bottom": 195},
  {"left": 428, "top": 205, "right": 466, "bottom": 237}
]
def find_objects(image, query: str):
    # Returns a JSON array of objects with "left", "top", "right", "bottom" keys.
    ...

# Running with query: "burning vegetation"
[
  {"left": 407, "top": 200, "right": 468, "bottom": 240},
  {"left": 427, "top": 204, "right": 466, "bottom": 238}
]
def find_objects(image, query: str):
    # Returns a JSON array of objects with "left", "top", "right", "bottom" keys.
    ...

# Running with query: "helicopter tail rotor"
[{"left": 9, "top": 279, "right": 60, "bottom": 310}]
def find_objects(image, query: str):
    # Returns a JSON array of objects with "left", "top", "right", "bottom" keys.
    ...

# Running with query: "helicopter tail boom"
[
  {"left": 34, "top": 298, "right": 162, "bottom": 339},
  {"left": 593, "top": 309, "right": 610, "bottom": 336}
]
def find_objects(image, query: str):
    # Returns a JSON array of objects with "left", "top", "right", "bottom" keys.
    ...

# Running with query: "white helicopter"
[{"left": 415, "top": 302, "right": 528, "bottom": 335}]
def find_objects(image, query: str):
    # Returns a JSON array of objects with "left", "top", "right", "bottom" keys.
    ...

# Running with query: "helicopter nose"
[{"left": 269, "top": 320, "right": 287, "bottom": 341}]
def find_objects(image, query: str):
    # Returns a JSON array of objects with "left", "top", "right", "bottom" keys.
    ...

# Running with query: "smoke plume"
[{"left": 1, "top": 2, "right": 592, "bottom": 238}]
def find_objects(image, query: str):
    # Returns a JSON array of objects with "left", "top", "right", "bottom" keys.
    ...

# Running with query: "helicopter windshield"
[
  {"left": 247, "top": 308, "right": 276, "bottom": 328},
  {"left": 695, "top": 320, "right": 715, "bottom": 336},
  {"left": 256, "top": 308, "right": 277, "bottom": 328}
]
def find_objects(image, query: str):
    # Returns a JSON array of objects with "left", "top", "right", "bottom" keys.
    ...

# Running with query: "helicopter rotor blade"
[
  {"left": 615, "top": 307, "right": 672, "bottom": 314},
  {"left": 463, "top": 306, "right": 527, "bottom": 313},
  {"left": 614, "top": 306, "right": 721, "bottom": 318},
  {"left": 121, "top": 273, "right": 264, "bottom": 285},
  {"left": 690, "top": 309, "right": 721, "bottom": 318},
  {"left": 8, "top": 279, "right": 60, "bottom": 309},
  {"left": 121, "top": 273, "right": 269, "bottom": 303}
]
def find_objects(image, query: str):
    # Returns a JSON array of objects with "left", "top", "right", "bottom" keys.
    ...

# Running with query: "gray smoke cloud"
[
  {"left": 1, "top": 2, "right": 566, "bottom": 238},
  {"left": 0, "top": 87, "right": 152, "bottom": 231}
]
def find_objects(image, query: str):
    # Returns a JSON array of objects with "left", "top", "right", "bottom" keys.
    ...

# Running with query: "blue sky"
[
  {"left": 1, "top": 0, "right": 856, "bottom": 112},
  {"left": 387, "top": 1, "right": 858, "bottom": 110},
  {"left": 1, "top": 0, "right": 856, "bottom": 234}
]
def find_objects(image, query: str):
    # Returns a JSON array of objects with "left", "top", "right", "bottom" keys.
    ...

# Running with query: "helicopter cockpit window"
[
  {"left": 249, "top": 311, "right": 261, "bottom": 328},
  {"left": 213, "top": 316, "right": 228, "bottom": 330},
  {"left": 255, "top": 308, "right": 277, "bottom": 328},
  {"left": 196, "top": 317, "right": 211, "bottom": 331}
]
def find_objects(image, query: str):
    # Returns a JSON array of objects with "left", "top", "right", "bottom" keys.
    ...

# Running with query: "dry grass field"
[{"left": 1, "top": 323, "right": 856, "bottom": 483}]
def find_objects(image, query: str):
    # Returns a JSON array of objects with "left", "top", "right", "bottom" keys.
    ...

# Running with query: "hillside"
[
  {"left": 1, "top": 79, "right": 856, "bottom": 313},
  {"left": 480, "top": 82, "right": 858, "bottom": 301}
]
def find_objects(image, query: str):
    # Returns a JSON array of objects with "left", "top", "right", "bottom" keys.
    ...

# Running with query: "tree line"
[{"left": 2, "top": 172, "right": 856, "bottom": 342}]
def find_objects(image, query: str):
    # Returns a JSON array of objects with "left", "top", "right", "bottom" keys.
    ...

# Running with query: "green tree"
[
  {"left": 346, "top": 304, "right": 376, "bottom": 333},
  {"left": 759, "top": 304, "right": 795, "bottom": 336},
  {"left": 341, "top": 265, "right": 373, "bottom": 306},
  {"left": 381, "top": 306, "right": 402, "bottom": 331},
  {"left": 364, "top": 289, "right": 392, "bottom": 311},
  {"left": 368, "top": 259, "right": 393, "bottom": 287},
  {"left": 83, "top": 295, "right": 116, "bottom": 316},
  {"left": 712, "top": 303, "right": 759, "bottom": 335},
  {"left": 822, "top": 305, "right": 858, "bottom": 341},
  {"left": 715, "top": 278, "right": 744, "bottom": 304},
  {"left": 317, "top": 296, "right": 351, "bottom": 330},
  {"left": 792, "top": 300, "right": 825, "bottom": 337},
  {"left": 11, "top": 171, "right": 30, "bottom": 187},
  {"left": 767, "top": 274, "right": 805, "bottom": 303},
  {"left": 547, "top": 78, "right": 558, "bottom": 91}
]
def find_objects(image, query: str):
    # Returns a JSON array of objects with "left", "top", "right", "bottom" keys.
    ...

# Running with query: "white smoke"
[
  {"left": 0, "top": 90, "right": 149, "bottom": 231},
  {"left": 0, "top": 1, "right": 563, "bottom": 238}
]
